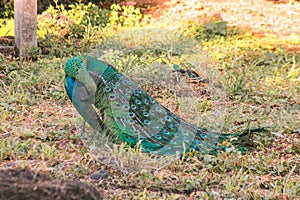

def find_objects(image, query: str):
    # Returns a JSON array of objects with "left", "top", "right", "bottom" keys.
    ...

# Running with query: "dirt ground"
[{"left": 139, "top": 0, "right": 300, "bottom": 37}]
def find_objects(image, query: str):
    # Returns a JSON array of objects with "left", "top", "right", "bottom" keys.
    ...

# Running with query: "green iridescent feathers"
[{"left": 65, "top": 55, "right": 260, "bottom": 156}]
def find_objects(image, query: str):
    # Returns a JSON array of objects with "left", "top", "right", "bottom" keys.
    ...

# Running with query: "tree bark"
[{"left": 14, "top": 0, "right": 37, "bottom": 58}]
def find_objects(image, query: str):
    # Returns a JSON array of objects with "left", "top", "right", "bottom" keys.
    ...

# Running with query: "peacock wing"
[
  {"left": 93, "top": 64, "right": 205, "bottom": 156},
  {"left": 65, "top": 76, "right": 104, "bottom": 133}
]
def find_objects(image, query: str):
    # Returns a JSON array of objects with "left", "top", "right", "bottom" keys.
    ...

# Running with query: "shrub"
[
  {"left": 109, "top": 4, "right": 143, "bottom": 27},
  {"left": 37, "top": 1, "right": 109, "bottom": 38},
  {"left": 195, "top": 21, "right": 227, "bottom": 41},
  {"left": 0, "top": 0, "right": 14, "bottom": 19}
]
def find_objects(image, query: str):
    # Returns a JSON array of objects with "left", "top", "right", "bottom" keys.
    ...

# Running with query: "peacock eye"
[
  {"left": 133, "top": 130, "right": 139, "bottom": 135},
  {"left": 130, "top": 104, "right": 137, "bottom": 110},
  {"left": 105, "top": 86, "right": 111, "bottom": 92},
  {"left": 122, "top": 105, "right": 129, "bottom": 110},
  {"left": 155, "top": 106, "right": 162, "bottom": 112},
  {"left": 143, "top": 112, "right": 149, "bottom": 117},
  {"left": 163, "top": 129, "right": 170, "bottom": 135},
  {"left": 128, "top": 119, "right": 135, "bottom": 124},
  {"left": 155, "top": 134, "right": 162, "bottom": 140},
  {"left": 135, "top": 99, "right": 141, "bottom": 105},
  {"left": 149, "top": 98, "right": 155, "bottom": 103},
  {"left": 165, "top": 115, "right": 171, "bottom": 121},
  {"left": 128, "top": 112, "right": 135, "bottom": 118},
  {"left": 143, "top": 99, "right": 149, "bottom": 105},
  {"left": 115, "top": 103, "right": 121, "bottom": 108},
  {"left": 168, "top": 123, "right": 174, "bottom": 129},
  {"left": 144, "top": 119, "right": 151, "bottom": 125}
]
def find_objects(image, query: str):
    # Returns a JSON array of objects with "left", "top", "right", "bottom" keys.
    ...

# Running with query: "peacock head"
[{"left": 64, "top": 56, "right": 97, "bottom": 100}]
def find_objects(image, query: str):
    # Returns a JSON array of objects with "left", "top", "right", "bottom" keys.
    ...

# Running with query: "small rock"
[{"left": 90, "top": 170, "right": 110, "bottom": 180}]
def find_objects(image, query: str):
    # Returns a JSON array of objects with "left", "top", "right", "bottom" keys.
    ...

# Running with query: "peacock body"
[{"left": 64, "top": 55, "right": 256, "bottom": 156}]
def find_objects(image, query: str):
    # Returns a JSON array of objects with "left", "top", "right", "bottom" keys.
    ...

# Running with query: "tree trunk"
[{"left": 14, "top": 0, "right": 37, "bottom": 58}]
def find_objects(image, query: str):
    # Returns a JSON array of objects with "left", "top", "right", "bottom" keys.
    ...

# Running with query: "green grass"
[{"left": 0, "top": 14, "right": 300, "bottom": 200}]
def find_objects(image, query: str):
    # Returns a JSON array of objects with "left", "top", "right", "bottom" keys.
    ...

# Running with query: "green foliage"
[
  {"left": 33, "top": 1, "right": 110, "bottom": 58},
  {"left": 109, "top": 4, "right": 143, "bottom": 27},
  {"left": 0, "top": 0, "right": 14, "bottom": 19},
  {"left": 37, "top": 1, "right": 109, "bottom": 38},
  {"left": 195, "top": 21, "right": 227, "bottom": 41},
  {"left": 35, "top": 1, "right": 145, "bottom": 58}
]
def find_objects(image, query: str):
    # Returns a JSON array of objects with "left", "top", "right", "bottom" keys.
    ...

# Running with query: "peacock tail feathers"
[{"left": 65, "top": 55, "right": 264, "bottom": 157}]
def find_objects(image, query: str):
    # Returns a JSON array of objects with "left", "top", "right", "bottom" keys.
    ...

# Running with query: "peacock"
[{"left": 64, "top": 55, "right": 263, "bottom": 156}]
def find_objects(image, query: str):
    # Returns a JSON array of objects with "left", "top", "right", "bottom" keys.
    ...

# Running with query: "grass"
[{"left": 0, "top": 9, "right": 300, "bottom": 200}]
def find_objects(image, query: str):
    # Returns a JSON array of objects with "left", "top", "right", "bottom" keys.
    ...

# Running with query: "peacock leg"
[{"left": 80, "top": 120, "right": 86, "bottom": 137}]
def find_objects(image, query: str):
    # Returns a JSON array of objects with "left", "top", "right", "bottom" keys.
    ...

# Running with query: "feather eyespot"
[
  {"left": 168, "top": 123, "right": 175, "bottom": 129},
  {"left": 134, "top": 90, "right": 140, "bottom": 96},
  {"left": 105, "top": 86, "right": 111, "bottom": 92},
  {"left": 165, "top": 115, "right": 171, "bottom": 121},
  {"left": 155, "top": 134, "right": 162, "bottom": 140},
  {"left": 144, "top": 119, "right": 151, "bottom": 125},
  {"left": 155, "top": 106, "right": 162, "bottom": 112},
  {"left": 128, "top": 112, "right": 135, "bottom": 118},
  {"left": 109, "top": 94, "right": 117, "bottom": 101},
  {"left": 143, "top": 99, "right": 149, "bottom": 105},
  {"left": 135, "top": 99, "right": 141, "bottom": 105},
  {"left": 115, "top": 103, "right": 121, "bottom": 108},
  {"left": 163, "top": 129, "right": 170, "bottom": 135},
  {"left": 130, "top": 104, "right": 137, "bottom": 110},
  {"left": 143, "top": 112, "right": 149, "bottom": 117},
  {"left": 128, "top": 119, "right": 135, "bottom": 124},
  {"left": 122, "top": 105, "right": 130, "bottom": 110},
  {"left": 150, "top": 99, "right": 155, "bottom": 103}
]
